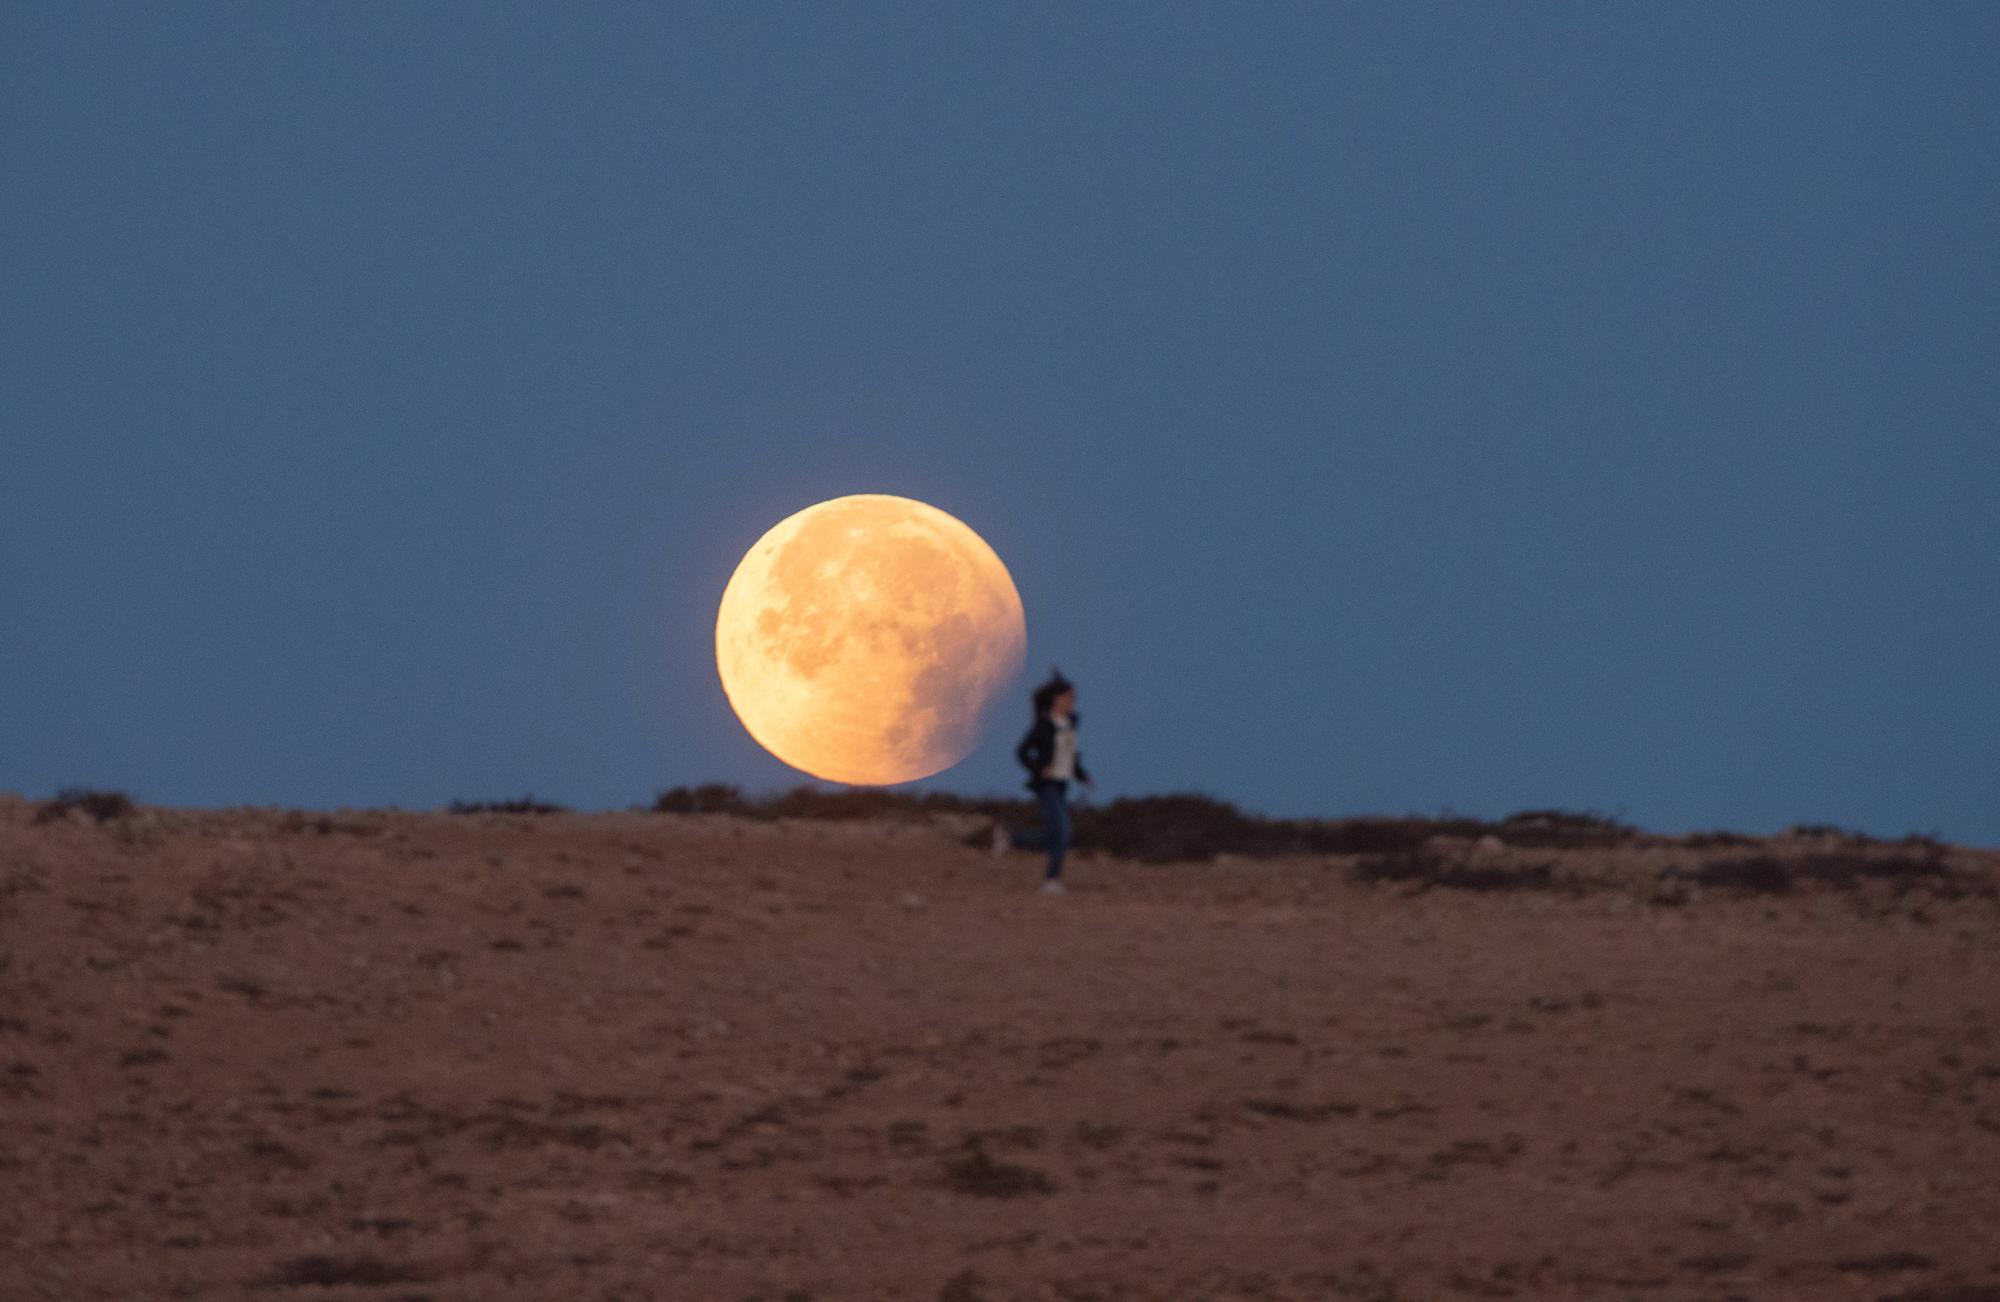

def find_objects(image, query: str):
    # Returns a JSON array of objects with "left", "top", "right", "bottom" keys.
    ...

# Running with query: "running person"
[{"left": 993, "top": 669, "right": 1093, "bottom": 894}]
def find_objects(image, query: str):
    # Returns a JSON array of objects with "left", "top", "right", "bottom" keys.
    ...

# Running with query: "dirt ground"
[{"left": 2, "top": 797, "right": 1997, "bottom": 1301}]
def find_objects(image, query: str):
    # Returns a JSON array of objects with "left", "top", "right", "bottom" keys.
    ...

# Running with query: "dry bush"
[
  {"left": 1493, "top": 809, "right": 1636, "bottom": 849},
  {"left": 34, "top": 788, "right": 137, "bottom": 824},
  {"left": 652, "top": 785, "right": 1660, "bottom": 866},
  {"left": 1683, "top": 830, "right": 1758, "bottom": 848},
  {"left": 1685, "top": 855, "right": 1795, "bottom": 894},
  {"left": 1070, "top": 794, "right": 1286, "bottom": 862},
  {"left": 1798, "top": 848, "right": 1948, "bottom": 890},
  {"left": 653, "top": 783, "right": 755, "bottom": 815},
  {"left": 1685, "top": 846, "right": 1982, "bottom": 899},
  {"left": 655, "top": 784, "right": 1028, "bottom": 824},
  {"left": 759, "top": 787, "right": 1024, "bottom": 823},
  {"left": 1786, "top": 823, "right": 1876, "bottom": 843},
  {"left": 1069, "top": 794, "right": 1500, "bottom": 863},
  {"left": 1060, "top": 797, "right": 1630, "bottom": 863},
  {"left": 447, "top": 796, "right": 566, "bottom": 815}
]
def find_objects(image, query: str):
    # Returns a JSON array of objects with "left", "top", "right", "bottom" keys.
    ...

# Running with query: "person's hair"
[{"left": 1031, "top": 668, "right": 1074, "bottom": 716}]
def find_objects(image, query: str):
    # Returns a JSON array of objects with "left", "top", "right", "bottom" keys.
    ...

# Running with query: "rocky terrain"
[{"left": 2, "top": 794, "right": 1997, "bottom": 1301}]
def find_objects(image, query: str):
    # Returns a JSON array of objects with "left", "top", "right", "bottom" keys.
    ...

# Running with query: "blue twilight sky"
[{"left": 4, "top": 4, "right": 1996, "bottom": 842}]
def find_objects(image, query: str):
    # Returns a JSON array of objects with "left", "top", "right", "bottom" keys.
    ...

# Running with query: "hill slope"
[{"left": 2, "top": 799, "right": 1997, "bottom": 1300}]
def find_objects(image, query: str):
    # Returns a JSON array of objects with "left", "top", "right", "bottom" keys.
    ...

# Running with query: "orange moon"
[{"left": 715, "top": 494, "right": 1027, "bottom": 785}]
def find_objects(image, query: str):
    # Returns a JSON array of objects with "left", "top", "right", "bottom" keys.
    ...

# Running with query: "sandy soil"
[{"left": 2, "top": 797, "right": 1997, "bottom": 1301}]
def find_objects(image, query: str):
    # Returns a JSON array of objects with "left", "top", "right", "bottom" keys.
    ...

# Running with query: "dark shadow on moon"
[{"left": 885, "top": 612, "right": 992, "bottom": 768}]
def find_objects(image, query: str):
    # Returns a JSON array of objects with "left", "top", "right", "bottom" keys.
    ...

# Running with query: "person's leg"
[
  {"left": 1011, "top": 781, "right": 1056, "bottom": 851},
  {"left": 1042, "top": 782, "right": 1070, "bottom": 881}
]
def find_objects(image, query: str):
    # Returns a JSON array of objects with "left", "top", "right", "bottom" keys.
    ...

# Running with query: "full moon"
[{"left": 715, "top": 494, "right": 1027, "bottom": 786}]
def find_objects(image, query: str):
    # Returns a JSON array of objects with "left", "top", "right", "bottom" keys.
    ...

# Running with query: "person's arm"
[
  {"left": 1075, "top": 751, "right": 1092, "bottom": 786},
  {"left": 1017, "top": 719, "right": 1052, "bottom": 775}
]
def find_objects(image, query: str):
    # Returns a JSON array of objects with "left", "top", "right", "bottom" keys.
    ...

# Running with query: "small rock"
[{"left": 1458, "top": 836, "right": 1509, "bottom": 867}]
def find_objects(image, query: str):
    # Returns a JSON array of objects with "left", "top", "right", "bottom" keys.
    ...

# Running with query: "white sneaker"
[
  {"left": 1040, "top": 879, "right": 1065, "bottom": 895},
  {"left": 989, "top": 823, "right": 1009, "bottom": 858}
]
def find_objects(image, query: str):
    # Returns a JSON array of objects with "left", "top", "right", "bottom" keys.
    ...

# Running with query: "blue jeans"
[{"left": 1012, "top": 780, "right": 1070, "bottom": 880}]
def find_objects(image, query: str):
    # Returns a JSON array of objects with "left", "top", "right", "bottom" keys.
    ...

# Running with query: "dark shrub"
[
  {"left": 647, "top": 783, "right": 1910, "bottom": 879},
  {"left": 1786, "top": 823, "right": 1876, "bottom": 844},
  {"left": 653, "top": 784, "right": 754, "bottom": 815},
  {"left": 648, "top": 785, "right": 1635, "bottom": 865},
  {"left": 35, "top": 788, "right": 137, "bottom": 824},
  {"left": 1688, "top": 847, "right": 1969, "bottom": 898},
  {"left": 761, "top": 787, "right": 954, "bottom": 822},
  {"left": 1069, "top": 794, "right": 1493, "bottom": 864},
  {"left": 657, "top": 784, "right": 1030, "bottom": 824},
  {"left": 447, "top": 796, "right": 566, "bottom": 815},
  {"left": 1071, "top": 794, "right": 1275, "bottom": 863},
  {"left": 1495, "top": 809, "right": 1636, "bottom": 849},
  {"left": 1687, "top": 855, "right": 1794, "bottom": 894},
  {"left": 772, "top": 787, "right": 1029, "bottom": 824},
  {"left": 1796, "top": 848, "right": 1950, "bottom": 891}
]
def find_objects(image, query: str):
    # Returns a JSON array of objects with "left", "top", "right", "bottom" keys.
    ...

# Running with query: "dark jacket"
[{"left": 1016, "top": 713, "right": 1089, "bottom": 790}]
